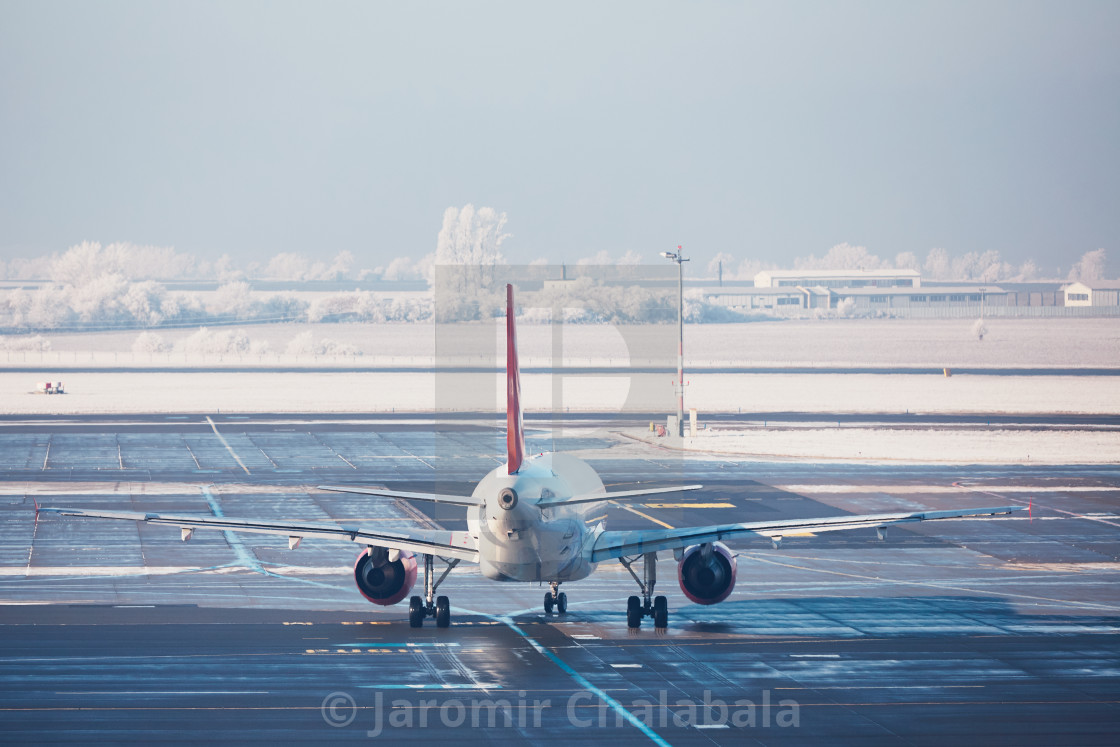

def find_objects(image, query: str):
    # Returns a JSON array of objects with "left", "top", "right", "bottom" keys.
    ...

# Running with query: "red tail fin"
[{"left": 506, "top": 284, "right": 526, "bottom": 474}]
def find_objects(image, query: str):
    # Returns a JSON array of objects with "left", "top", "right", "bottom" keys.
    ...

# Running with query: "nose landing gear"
[{"left": 543, "top": 581, "right": 567, "bottom": 614}]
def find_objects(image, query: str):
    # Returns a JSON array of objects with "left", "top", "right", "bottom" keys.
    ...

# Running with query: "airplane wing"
[
  {"left": 589, "top": 505, "right": 1024, "bottom": 562},
  {"left": 38, "top": 506, "right": 479, "bottom": 562},
  {"left": 537, "top": 484, "right": 703, "bottom": 509},
  {"left": 316, "top": 485, "right": 481, "bottom": 507}
]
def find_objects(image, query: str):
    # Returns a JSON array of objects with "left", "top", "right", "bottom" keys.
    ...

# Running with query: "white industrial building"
[
  {"left": 1064, "top": 282, "right": 1120, "bottom": 307},
  {"left": 706, "top": 285, "right": 1003, "bottom": 313},
  {"left": 701, "top": 269, "right": 1118, "bottom": 317},
  {"left": 753, "top": 269, "right": 921, "bottom": 289}
]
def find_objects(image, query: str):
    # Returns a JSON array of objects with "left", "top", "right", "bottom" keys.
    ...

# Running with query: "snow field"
[{"left": 1, "top": 371, "right": 1116, "bottom": 417}]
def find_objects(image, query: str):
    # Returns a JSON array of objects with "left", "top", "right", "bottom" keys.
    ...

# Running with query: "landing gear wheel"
[
  {"left": 626, "top": 595, "right": 642, "bottom": 629},
  {"left": 435, "top": 595, "right": 451, "bottom": 628},
  {"left": 544, "top": 592, "right": 554, "bottom": 614},
  {"left": 409, "top": 595, "right": 424, "bottom": 628},
  {"left": 653, "top": 595, "right": 668, "bottom": 629},
  {"left": 557, "top": 592, "right": 567, "bottom": 614}
]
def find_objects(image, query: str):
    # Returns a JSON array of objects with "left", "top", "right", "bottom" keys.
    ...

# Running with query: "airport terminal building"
[{"left": 704, "top": 270, "right": 1120, "bottom": 318}]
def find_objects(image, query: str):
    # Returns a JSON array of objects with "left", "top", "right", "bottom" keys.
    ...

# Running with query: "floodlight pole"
[{"left": 660, "top": 247, "right": 689, "bottom": 436}]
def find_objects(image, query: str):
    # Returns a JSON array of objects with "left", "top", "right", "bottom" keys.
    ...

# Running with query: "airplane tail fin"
[{"left": 506, "top": 284, "right": 526, "bottom": 474}]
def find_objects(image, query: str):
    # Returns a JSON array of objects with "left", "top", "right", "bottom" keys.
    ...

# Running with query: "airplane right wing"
[
  {"left": 38, "top": 506, "right": 479, "bottom": 562},
  {"left": 589, "top": 505, "right": 1024, "bottom": 562}
]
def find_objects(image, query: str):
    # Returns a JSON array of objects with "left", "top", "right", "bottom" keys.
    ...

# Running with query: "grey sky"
[{"left": 2, "top": 1, "right": 1117, "bottom": 273}]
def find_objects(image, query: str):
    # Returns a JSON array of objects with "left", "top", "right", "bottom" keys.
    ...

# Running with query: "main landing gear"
[
  {"left": 543, "top": 581, "right": 567, "bottom": 614},
  {"left": 409, "top": 554, "right": 459, "bottom": 628},
  {"left": 619, "top": 552, "right": 668, "bottom": 629}
]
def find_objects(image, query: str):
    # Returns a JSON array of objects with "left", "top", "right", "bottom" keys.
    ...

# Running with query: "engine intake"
[
  {"left": 353, "top": 548, "right": 417, "bottom": 606},
  {"left": 677, "top": 542, "right": 737, "bottom": 605}
]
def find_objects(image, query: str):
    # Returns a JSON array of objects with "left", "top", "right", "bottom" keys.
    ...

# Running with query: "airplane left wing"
[
  {"left": 589, "top": 505, "right": 1024, "bottom": 562},
  {"left": 38, "top": 506, "right": 479, "bottom": 562}
]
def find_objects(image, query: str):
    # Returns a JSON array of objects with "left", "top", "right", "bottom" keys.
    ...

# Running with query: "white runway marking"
[
  {"left": 776, "top": 485, "right": 1120, "bottom": 494},
  {"left": 205, "top": 416, "right": 251, "bottom": 475},
  {"left": 57, "top": 694, "right": 273, "bottom": 698}
]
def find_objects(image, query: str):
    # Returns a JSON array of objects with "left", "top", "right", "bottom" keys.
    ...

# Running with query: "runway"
[{"left": 1, "top": 414, "right": 1118, "bottom": 744}]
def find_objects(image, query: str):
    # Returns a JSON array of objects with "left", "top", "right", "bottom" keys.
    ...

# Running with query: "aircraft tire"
[
  {"left": 435, "top": 596, "right": 450, "bottom": 628},
  {"left": 409, "top": 595, "right": 424, "bottom": 628},
  {"left": 626, "top": 596, "right": 642, "bottom": 629},
  {"left": 557, "top": 592, "right": 567, "bottom": 614},
  {"left": 653, "top": 596, "right": 668, "bottom": 629},
  {"left": 544, "top": 592, "right": 554, "bottom": 614}
]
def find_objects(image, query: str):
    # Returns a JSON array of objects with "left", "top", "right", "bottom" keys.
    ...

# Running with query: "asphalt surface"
[{"left": 1, "top": 414, "right": 1118, "bottom": 744}]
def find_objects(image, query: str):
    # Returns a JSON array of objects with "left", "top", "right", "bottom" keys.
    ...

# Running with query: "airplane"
[{"left": 41, "top": 284, "right": 1023, "bottom": 629}]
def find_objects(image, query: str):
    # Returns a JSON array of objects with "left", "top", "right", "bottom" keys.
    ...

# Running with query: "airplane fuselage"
[{"left": 468, "top": 452, "right": 605, "bottom": 583}]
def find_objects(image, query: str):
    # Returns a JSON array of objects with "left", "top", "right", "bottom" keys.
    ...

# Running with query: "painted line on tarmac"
[{"left": 205, "top": 416, "right": 251, "bottom": 474}]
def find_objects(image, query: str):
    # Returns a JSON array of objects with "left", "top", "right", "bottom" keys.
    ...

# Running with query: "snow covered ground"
[
  {"left": 4, "top": 317, "right": 1116, "bottom": 464},
  {"left": 1, "top": 371, "right": 1116, "bottom": 416},
  {"left": 627, "top": 426, "right": 1120, "bottom": 465},
  {"left": 5, "top": 317, "right": 1120, "bottom": 368}
]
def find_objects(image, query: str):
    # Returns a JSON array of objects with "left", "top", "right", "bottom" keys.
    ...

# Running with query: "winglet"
[{"left": 506, "top": 284, "right": 525, "bottom": 474}]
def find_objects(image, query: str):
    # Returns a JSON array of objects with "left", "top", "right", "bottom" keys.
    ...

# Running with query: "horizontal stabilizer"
[
  {"left": 537, "top": 484, "right": 703, "bottom": 508},
  {"left": 317, "top": 486, "right": 481, "bottom": 506}
]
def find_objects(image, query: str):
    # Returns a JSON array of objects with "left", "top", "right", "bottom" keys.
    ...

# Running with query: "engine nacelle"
[
  {"left": 677, "top": 542, "right": 737, "bottom": 605},
  {"left": 353, "top": 548, "right": 417, "bottom": 606}
]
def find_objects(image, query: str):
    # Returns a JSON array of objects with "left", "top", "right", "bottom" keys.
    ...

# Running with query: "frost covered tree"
[
  {"left": 923, "top": 248, "right": 951, "bottom": 280},
  {"left": 894, "top": 251, "right": 919, "bottom": 271},
  {"left": 383, "top": 255, "right": 431, "bottom": 282},
  {"left": 70, "top": 272, "right": 129, "bottom": 322},
  {"left": 50, "top": 241, "right": 105, "bottom": 286},
  {"left": 795, "top": 243, "right": 883, "bottom": 271},
  {"left": 435, "top": 205, "right": 510, "bottom": 294},
  {"left": 1068, "top": 249, "right": 1107, "bottom": 282},
  {"left": 178, "top": 327, "right": 258, "bottom": 355},
  {"left": 19, "top": 286, "right": 73, "bottom": 328},
  {"left": 285, "top": 331, "right": 361, "bottom": 356},
  {"left": 1013, "top": 259, "right": 1040, "bottom": 281},
  {"left": 208, "top": 282, "right": 254, "bottom": 317},
  {"left": 50, "top": 241, "right": 201, "bottom": 283},
  {"left": 213, "top": 254, "right": 243, "bottom": 283},
  {"left": 132, "top": 331, "right": 167, "bottom": 353},
  {"left": 0, "top": 334, "right": 51, "bottom": 351},
  {"left": 834, "top": 297, "right": 857, "bottom": 317},
  {"left": 324, "top": 250, "right": 355, "bottom": 280},
  {"left": 121, "top": 281, "right": 167, "bottom": 326},
  {"left": 264, "top": 253, "right": 311, "bottom": 281},
  {"left": 436, "top": 205, "right": 509, "bottom": 266}
]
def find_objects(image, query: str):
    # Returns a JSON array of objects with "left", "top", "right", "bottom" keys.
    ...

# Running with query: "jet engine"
[
  {"left": 353, "top": 548, "right": 417, "bottom": 606},
  {"left": 677, "top": 542, "right": 737, "bottom": 605}
]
